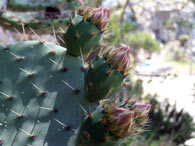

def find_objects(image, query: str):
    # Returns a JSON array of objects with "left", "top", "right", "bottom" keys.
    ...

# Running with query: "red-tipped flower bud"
[
  {"left": 102, "top": 98, "right": 151, "bottom": 139},
  {"left": 79, "top": 7, "right": 111, "bottom": 31},
  {"left": 104, "top": 47, "right": 131, "bottom": 76}
]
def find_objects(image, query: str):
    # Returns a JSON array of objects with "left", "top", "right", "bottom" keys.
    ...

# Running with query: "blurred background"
[{"left": 0, "top": 0, "right": 195, "bottom": 145}]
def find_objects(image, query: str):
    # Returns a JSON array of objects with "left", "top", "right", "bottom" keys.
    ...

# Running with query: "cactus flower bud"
[
  {"left": 79, "top": 7, "right": 111, "bottom": 31},
  {"left": 104, "top": 46, "right": 131, "bottom": 76},
  {"left": 102, "top": 98, "right": 151, "bottom": 139}
]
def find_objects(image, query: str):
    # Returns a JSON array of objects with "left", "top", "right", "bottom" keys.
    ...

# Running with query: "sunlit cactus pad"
[
  {"left": 8, "top": 0, "right": 65, "bottom": 10},
  {"left": 0, "top": 10, "right": 71, "bottom": 34},
  {"left": 0, "top": 40, "right": 95, "bottom": 146}
]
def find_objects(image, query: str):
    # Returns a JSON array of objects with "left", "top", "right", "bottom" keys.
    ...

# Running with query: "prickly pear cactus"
[
  {"left": 0, "top": 0, "right": 82, "bottom": 34},
  {"left": 0, "top": 8, "right": 151, "bottom": 146}
]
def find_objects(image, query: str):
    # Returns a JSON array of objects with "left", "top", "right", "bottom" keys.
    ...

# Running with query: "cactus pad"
[
  {"left": 0, "top": 10, "right": 71, "bottom": 34},
  {"left": 0, "top": 40, "right": 96, "bottom": 146},
  {"left": 8, "top": 0, "right": 64, "bottom": 11}
]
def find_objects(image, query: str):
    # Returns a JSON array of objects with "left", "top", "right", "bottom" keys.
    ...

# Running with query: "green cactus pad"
[
  {"left": 0, "top": 10, "right": 70, "bottom": 34},
  {"left": 62, "top": 15, "right": 104, "bottom": 56},
  {"left": 0, "top": 40, "right": 96, "bottom": 146},
  {"left": 8, "top": 0, "right": 64, "bottom": 11},
  {"left": 85, "top": 57, "right": 124, "bottom": 102},
  {"left": 76, "top": 108, "right": 130, "bottom": 146}
]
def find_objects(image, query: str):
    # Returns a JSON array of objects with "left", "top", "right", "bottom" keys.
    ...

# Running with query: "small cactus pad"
[
  {"left": 8, "top": 0, "right": 64, "bottom": 11},
  {"left": 85, "top": 57, "right": 124, "bottom": 102},
  {"left": 0, "top": 40, "right": 96, "bottom": 146},
  {"left": 62, "top": 8, "right": 111, "bottom": 56},
  {"left": 62, "top": 15, "right": 104, "bottom": 56}
]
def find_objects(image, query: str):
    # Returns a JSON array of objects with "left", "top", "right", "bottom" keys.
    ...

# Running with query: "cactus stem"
[
  {"left": 0, "top": 91, "right": 14, "bottom": 100},
  {"left": 18, "top": 128, "right": 35, "bottom": 139},
  {"left": 62, "top": 80, "right": 80, "bottom": 94},
  {"left": 39, "top": 107, "right": 58, "bottom": 114},
  {"left": 54, "top": 118, "right": 75, "bottom": 132},
  {"left": 19, "top": 68, "right": 35, "bottom": 78},
  {"left": 9, "top": 109, "right": 24, "bottom": 119},
  {"left": 32, "top": 83, "right": 46, "bottom": 96}
]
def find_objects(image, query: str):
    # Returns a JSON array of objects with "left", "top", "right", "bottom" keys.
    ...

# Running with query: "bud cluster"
[
  {"left": 101, "top": 98, "right": 151, "bottom": 139},
  {"left": 79, "top": 7, "right": 111, "bottom": 32},
  {"left": 104, "top": 46, "right": 131, "bottom": 76}
]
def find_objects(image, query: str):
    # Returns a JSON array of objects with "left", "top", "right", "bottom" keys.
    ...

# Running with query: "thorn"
[
  {"left": 21, "top": 20, "right": 26, "bottom": 40},
  {"left": 9, "top": 109, "right": 24, "bottom": 119},
  {"left": 60, "top": 67, "right": 68, "bottom": 72},
  {"left": 0, "top": 139, "right": 3, "bottom": 144},
  {"left": 123, "top": 82, "right": 130, "bottom": 87},
  {"left": 90, "top": 33, "right": 96, "bottom": 38},
  {"left": 75, "top": 32, "right": 80, "bottom": 39},
  {"left": 49, "top": 50, "right": 56, "bottom": 55},
  {"left": 89, "top": 64, "right": 93, "bottom": 69},
  {"left": 106, "top": 71, "right": 112, "bottom": 76},
  {"left": 49, "top": 58, "right": 59, "bottom": 66},
  {"left": 29, "top": 27, "right": 44, "bottom": 43},
  {"left": 13, "top": 27, "right": 21, "bottom": 36},
  {"left": 79, "top": 46, "right": 85, "bottom": 67},
  {"left": 117, "top": 67, "right": 122, "bottom": 72},
  {"left": 54, "top": 118, "right": 75, "bottom": 132},
  {"left": 39, "top": 107, "right": 58, "bottom": 114},
  {"left": 78, "top": 104, "right": 87, "bottom": 114},
  {"left": 88, "top": 113, "right": 93, "bottom": 119},
  {"left": 88, "top": 82, "right": 92, "bottom": 88},
  {"left": 0, "top": 91, "right": 14, "bottom": 100},
  {"left": 62, "top": 81, "right": 80, "bottom": 94},
  {"left": 83, "top": 131, "right": 91, "bottom": 141},
  {"left": 57, "top": 35, "right": 65, "bottom": 44},
  {"left": 3, "top": 47, "right": 9, "bottom": 51},
  {"left": 18, "top": 128, "right": 35, "bottom": 139},
  {"left": 19, "top": 68, "right": 35, "bottom": 78},
  {"left": 32, "top": 83, "right": 47, "bottom": 96},
  {"left": 52, "top": 26, "right": 58, "bottom": 44},
  {"left": 9, "top": 51, "right": 24, "bottom": 62},
  {"left": 70, "top": 16, "right": 74, "bottom": 24}
]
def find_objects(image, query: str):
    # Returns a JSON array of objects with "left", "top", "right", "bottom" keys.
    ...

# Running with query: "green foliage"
[
  {"left": 143, "top": 95, "right": 195, "bottom": 144},
  {"left": 109, "top": 14, "right": 139, "bottom": 45},
  {"left": 126, "top": 32, "right": 161, "bottom": 53},
  {"left": 178, "top": 34, "right": 190, "bottom": 46}
]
